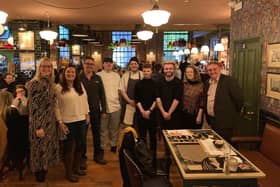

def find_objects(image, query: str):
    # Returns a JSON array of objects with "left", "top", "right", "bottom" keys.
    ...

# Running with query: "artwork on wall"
[
  {"left": 72, "top": 44, "right": 80, "bottom": 55},
  {"left": 19, "top": 52, "right": 35, "bottom": 71},
  {"left": 18, "top": 31, "right": 34, "bottom": 50},
  {"left": 267, "top": 43, "right": 280, "bottom": 68},
  {"left": 266, "top": 73, "right": 280, "bottom": 100}
]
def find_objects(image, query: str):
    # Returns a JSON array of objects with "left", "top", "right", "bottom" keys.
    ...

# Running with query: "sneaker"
[{"left": 110, "top": 146, "right": 117, "bottom": 153}]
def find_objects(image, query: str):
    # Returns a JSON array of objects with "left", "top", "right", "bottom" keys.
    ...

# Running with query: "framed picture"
[
  {"left": 72, "top": 44, "right": 80, "bottom": 55},
  {"left": 19, "top": 52, "right": 35, "bottom": 71},
  {"left": 267, "top": 43, "right": 280, "bottom": 68},
  {"left": 266, "top": 73, "right": 280, "bottom": 99},
  {"left": 18, "top": 31, "right": 34, "bottom": 50}
]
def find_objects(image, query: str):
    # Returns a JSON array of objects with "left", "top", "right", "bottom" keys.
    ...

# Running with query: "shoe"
[
  {"left": 80, "top": 158, "right": 87, "bottom": 170},
  {"left": 94, "top": 158, "right": 107, "bottom": 165},
  {"left": 66, "top": 174, "right": 79, "bottom": 182},
  {"left": 34, "top": 170, "right": 46, "bottom": 182},
  {"left": 110, "top": 146, "right": 117, "bottom": 153},
  {"left": 73, "top": 169, "right": 86, "bottom": 176}
]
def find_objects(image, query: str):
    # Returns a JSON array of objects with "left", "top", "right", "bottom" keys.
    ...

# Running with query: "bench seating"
[{"left": 231, "top": 123, "right": 280, "bottom": 187}]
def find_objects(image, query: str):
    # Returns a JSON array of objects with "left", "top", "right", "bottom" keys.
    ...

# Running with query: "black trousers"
[
  {"left": 137, "top": 116, "right": 157, "bottom": 159},
  {"left": 89, "top": 112, "right": 102, "bottom": 158}
]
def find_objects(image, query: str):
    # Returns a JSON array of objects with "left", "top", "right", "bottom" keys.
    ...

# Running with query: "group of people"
[{"left": 0, "top": 55, "right": 244, "bottom": 183}]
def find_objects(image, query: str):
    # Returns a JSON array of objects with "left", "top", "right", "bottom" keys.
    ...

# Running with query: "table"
[{"left": 162, "top": 129, "right": 265, "bottom": 187}]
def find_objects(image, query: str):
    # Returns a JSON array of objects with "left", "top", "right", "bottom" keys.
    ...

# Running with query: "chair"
[
  {"left": 123, "top": 149, "right": 171, "bottom": 187},
  {"left": 118, "top": 127, "right": 171, "bottom": 187}
]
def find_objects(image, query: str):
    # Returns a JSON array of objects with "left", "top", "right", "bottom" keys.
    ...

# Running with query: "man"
[
  {"left": 156, "top": 62, "right": 183, "bottom": 130},
  {"left": 119, "top": 57, "right": 143, "bottom": 126},
  {"left": 204, "top": 62, "right": 244, "bottom": 141},
  {"left": 97, "top": 57, "right": 121, "bottom": 154},
  {"left": 134, "top": 63, "right": 157, "bottom": 161},
  {"left": 80, "top": 56, "right": 107, "bottom": 165},
  {"left": 0, "top": 73, "right": 16, "bottom": 93}
]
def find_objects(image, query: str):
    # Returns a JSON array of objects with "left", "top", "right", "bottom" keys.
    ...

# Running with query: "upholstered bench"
[{"left": 231, "top": 123, "right": 280, "bottom": 187}]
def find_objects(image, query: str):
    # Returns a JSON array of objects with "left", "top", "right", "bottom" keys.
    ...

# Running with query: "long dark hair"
[{"left": 60, "top": 65, "right": 83, "bottom": 95}]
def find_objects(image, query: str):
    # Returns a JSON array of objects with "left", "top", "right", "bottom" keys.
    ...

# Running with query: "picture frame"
[
  {"left": 18, "top": 31, "right": 35, "bottom": 50},
  {"left": 266, "top": 73, "right": 280, "bottom": 100},
  {"left": 19, "top": 52, "right": 35, "bottom": 71},
  {"left": 267, "top": 43, "right": 280, "bottom": 68}
]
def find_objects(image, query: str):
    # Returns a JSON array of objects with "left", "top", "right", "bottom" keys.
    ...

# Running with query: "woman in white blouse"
[{"left": 55, "top": 65, "right": 90, "bottom": 183}]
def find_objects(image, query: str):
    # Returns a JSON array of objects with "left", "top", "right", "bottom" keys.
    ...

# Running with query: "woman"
[
  {"left": 55, "top": 65, "right": 90, "bottom": 182},
  {"left": 28, "top": 57, "right": 60, "bottom": 182},
  {"left": 0, "top": 91, "right": 28, "bottom": 180},
  {"left": 181, "top": 66, "right": 204, "bottom": 129}
]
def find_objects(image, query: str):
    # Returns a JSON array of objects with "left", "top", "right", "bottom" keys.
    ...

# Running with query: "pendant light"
[{"left": 39, "top": 13, "right": 58, "bottom": 41}]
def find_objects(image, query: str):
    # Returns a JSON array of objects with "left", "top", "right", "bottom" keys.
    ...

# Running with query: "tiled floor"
[{"left": 0, "top": 130, "right": 182, "bottom": 187}]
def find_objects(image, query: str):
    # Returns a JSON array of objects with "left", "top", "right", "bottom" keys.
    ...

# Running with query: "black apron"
[{"left": 120, "top": 72, "right": 141, "bottom": 123}]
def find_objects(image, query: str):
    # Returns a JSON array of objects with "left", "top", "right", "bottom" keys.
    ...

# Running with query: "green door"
[{"left": 232, "top": 38, "right": 262, "bottom": 136}]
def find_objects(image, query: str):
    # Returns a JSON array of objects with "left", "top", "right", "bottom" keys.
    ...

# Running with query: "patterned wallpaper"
[{"left": 231, "top": 0, "right": 280, "bottom": 115}]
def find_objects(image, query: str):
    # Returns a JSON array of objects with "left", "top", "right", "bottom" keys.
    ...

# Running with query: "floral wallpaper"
[{"left": 231, "top": 0, "right": 280, "bottom": 115}]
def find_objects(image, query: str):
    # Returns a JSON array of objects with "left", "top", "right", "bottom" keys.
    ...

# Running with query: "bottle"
[{"left": 223, "top": 156, "right": 230, "bottom": 174}]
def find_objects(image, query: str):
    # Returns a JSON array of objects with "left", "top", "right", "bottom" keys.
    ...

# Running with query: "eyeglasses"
[
  {"left": 16, "top": 89, "right": 25, "bottom": 93},
  {"left": 41, "top": 65, "right": 52, "bottom": 68}
]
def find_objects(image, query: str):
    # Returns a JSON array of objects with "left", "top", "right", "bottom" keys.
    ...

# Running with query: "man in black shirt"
[
  {"left": 156, "top": 62, "right": 183, "bottom": 130},
  {"left": 134, "top": 64, "right": 157, "bottom": 161},
  {"left": 80, "top": 56, "right": 107, "bottom": 165}
]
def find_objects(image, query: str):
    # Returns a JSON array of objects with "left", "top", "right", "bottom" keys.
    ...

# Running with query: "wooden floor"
[{"left": 0, "top": 129, "right": 182, "bottom": 187}]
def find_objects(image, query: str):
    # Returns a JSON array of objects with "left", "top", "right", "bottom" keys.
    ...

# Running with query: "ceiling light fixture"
[
  {"left": 201, "top": 45, "right": 210, "bottom": 53},
  {"left": 39, "top": 13, "right": 58, "bottom": 41},
  {"left": 142, "top": 0, "right": 170, "bottom": 27},
  {"left": 214, "top": 26, "right": 225, "bottom": 52},
  {"left": 0, "top": 10, "right": 8, "bottom": 24},
  {"left": 136, "top": 30, "right": 153, "bottom": 41},
  {"left": 72, "top": 34, "right": 89, "bottom": 37}
]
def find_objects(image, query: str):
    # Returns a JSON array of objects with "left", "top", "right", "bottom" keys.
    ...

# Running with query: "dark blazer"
[{"left": 204, "top": 74, "right": 244, "bottom": 135}]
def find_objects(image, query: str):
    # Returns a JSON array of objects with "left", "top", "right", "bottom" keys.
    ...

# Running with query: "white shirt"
[
  {"left": 207, "top": 77, "right": 220, "bottom": 117},
  {"left": 97, "top": 70, "right": 121, "bottom": 113},
  {"left": 119, "top": 71, "right": 143, "bottom": 92},
  {"left": 55, "top": 84, "right": 89, "bottom": 123}
]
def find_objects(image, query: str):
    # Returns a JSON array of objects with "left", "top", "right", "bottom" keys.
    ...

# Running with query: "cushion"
[
  {"left": 241, "top": 150, "right": 280, "bottom": 187},
  {"left": 260, "top": 124, "right": 280, "bottom": 166}
]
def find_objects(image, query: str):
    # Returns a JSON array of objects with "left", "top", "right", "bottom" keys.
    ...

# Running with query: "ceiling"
[{"left": 1, "top": 0, "right": 231, "bottom": 31}]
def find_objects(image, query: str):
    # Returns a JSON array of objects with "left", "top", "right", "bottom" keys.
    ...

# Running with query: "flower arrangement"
[
  {"left": 108, "top": 38, "right": 131, "bottom": 49},
  {"left": 167, "top": 38, "right": 187, "bottom": 48}
]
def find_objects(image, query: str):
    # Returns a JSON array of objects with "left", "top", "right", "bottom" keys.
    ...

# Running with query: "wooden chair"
[{"left": 123, "top": 149, "right": 171, "bottom": 187}]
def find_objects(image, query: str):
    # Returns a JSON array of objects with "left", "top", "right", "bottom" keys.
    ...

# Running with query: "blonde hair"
[
  {"left": 0, "top": 91, "right": 13, "bottom": 121},
  {"left": 33, "top": 57, "right": 55, "bottom": 83}
]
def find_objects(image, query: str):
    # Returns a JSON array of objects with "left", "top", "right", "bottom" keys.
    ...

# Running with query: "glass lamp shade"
[
  {"left": 0, "top": 11, "right": 8, "bottom": 24},
  {"left": 184, "top": 48, "right": 190, "bottom": 55},
  {"left": 136, "top": 30, "right": 153, "bottom": 41},
  {"left": 191, "top": 47, "right": 199, "bottom": 54},
  {"left": 142, "top": 9, "right": 170, "bottom": 27},
  {"left": 201, "top": 45, "right": 210, "bottom": 53},
  {"left": 214, "top": 43, "right": 225, "bottom": 51},
  {"left": 178, "top": 50, "right": 184, "bottom": 55},
  {"left": 39, "top": 30, "right": 58, "bottom": 41}
]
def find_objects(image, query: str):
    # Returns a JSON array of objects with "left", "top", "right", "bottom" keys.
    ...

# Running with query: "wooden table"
[{"left": 162, "top": 129, "right": 265, "bottom": 187}]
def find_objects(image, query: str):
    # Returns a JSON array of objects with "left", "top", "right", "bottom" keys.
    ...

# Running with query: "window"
[
  {"left": 112, "top": 31, "right": 136, "bottom": 68},
  {"left": 163, "top": 31, "right": 188, "bottom": 62},
  {"left": 58, "top": 25, "right": 70, "bottom": 60}
]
